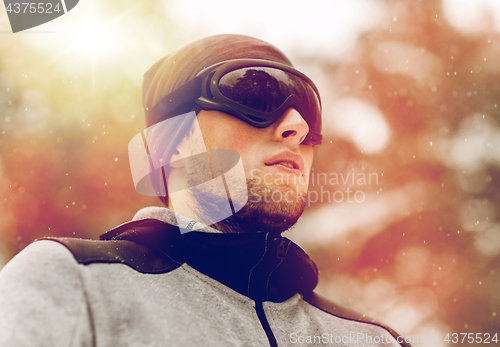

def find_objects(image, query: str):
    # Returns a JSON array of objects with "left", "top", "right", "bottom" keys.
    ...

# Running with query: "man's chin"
[
  {"left": 185, "top": 177, "right": 307, "bottom": 233},
  {"left": 215, "top": 184, "right": 307, "bottom": 233}
]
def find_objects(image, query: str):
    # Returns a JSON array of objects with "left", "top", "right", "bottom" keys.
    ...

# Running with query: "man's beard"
[
  {"left": 177, "top": 150, "right": 308, "bottom": 234},
  {"left": 189, "top": 177, "right": 307, "bottom": 234}
]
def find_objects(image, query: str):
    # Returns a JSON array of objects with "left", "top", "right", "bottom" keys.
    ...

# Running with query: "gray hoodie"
[{"left": 0, "top": 207, "right": 408, "bottom": 347}]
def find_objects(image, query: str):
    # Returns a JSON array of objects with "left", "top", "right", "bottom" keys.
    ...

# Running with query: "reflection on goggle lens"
[{"left": 218, "top": 67, "right": 321, "bottom": 129}]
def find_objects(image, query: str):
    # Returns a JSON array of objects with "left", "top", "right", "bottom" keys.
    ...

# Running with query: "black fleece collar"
[{"left": 100, "top": 218, "right": 318, "bottom": 303}]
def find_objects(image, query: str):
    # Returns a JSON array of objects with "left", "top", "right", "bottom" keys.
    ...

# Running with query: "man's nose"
[{"left": 272, "top": 108, "right": 310, "bottom": 145}]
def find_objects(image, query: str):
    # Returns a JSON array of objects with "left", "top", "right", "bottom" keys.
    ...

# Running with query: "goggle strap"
[{"left": 148, "top": 77, "right": 202, "bottom": 125}]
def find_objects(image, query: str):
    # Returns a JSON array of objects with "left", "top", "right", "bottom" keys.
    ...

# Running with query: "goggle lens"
[{"left": 218, "top": 67, "right": 321, "bottom": 132}]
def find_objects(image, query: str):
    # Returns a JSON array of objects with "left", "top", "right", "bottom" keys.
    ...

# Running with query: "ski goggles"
[{"left": 147, "top": 59, "right": 323, "bottom": 146}]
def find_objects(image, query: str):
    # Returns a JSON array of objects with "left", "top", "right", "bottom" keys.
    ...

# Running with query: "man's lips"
[{"left": 264, "top": 151, "right": 305, "bottom": 174}]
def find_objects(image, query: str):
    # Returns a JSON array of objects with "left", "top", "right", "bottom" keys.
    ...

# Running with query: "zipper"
[
  {"left": 277, "top": 238, "right": 286, "bottom": 259},
  {"left": 255, "top": 301, "right": 278, "bottom": 347}
]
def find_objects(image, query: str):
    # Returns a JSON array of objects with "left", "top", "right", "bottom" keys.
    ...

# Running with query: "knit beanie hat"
[
  {"left": 140, "top": 34, "right": 294, "bottom": 206},
  {"left": 142, "top": 34, "right": 293, "bottom": 127}
]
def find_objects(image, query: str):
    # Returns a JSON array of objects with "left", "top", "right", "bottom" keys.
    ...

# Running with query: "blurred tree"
[{"left": 295, "top": 0, "right": 500, "bottom": 341}]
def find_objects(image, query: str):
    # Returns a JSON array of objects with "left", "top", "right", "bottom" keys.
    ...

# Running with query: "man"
[{"left": 0, "top": 34, "right": 409, "bottom": 346}]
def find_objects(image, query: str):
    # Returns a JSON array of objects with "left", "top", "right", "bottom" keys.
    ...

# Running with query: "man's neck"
[{"left": 133, "top": 206, "right": 221, "bottom": 233}]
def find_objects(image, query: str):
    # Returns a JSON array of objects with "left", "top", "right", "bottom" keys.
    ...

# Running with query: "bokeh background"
[{"left": 1, "top": 0, "right": 499, "bottom": 345}]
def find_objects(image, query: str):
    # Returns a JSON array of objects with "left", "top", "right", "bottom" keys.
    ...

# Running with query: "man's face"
[{"left": 192, "top": 108, "right": 314, "bottom": 232}]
